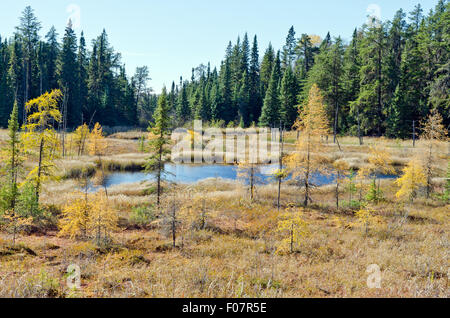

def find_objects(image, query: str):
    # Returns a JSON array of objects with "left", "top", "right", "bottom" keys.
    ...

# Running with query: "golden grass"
[{"left": 0, "top": 129, "right": 448, "bottom": 298}]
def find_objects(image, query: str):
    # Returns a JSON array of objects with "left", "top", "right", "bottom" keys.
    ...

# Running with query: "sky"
[{"left": 0, "top": 0, "right": 439, "bottom": 93}]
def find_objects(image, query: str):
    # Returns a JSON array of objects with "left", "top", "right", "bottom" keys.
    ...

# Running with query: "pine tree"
[
  {"left": 177, "top": 82, "right": 191, "bottom": 123},
  {"left": 0, "top": 101, "right": 24, "bottom": 216},
  {"left": 248, "top": 35, "right": 261, "bottom": 124},
  {"left": 355, "top": 20, "right": 388, "bottom": 136},
  {"left": 0, "top": 37, "right": 13, "bottom": 127},
  {"left": 345, "top": 29, "right": 362, "bottom": 143},
  {"left": 279, "top": 66, "right": 298, "bottom": 128},
  {"left": 144, "top": 87, "right": 172, "bottom": 206},
  {"left": 44, "top": 26, "right": 59, "bottom": 91},
  {"left": 295, "top": 34, "right": 315, "bottom": 83},
  {"left": 259, "top": 52, "right": 281, "bottom": 127},
  {"left": 57, "top": 20, "right": 79, "bottom": 127},
  {"left": 77, "top": 32, "right": 88, "bottom": 123},
  {"left": 260, "top": 43, "right": 275, "bottom": 98},
  {"left": 282, "top": 26, "right": 297, "bottom": 70},
  {"left": 16, "top": 6, "right": 41, "bottom": 114},
  {"left": 7, "top": 38, "right": 24, "bottom": 124}
]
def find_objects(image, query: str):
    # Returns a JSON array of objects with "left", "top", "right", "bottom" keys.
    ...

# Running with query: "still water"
[{"left": 100, "top": 163, "right": 396, "bottom": 189}]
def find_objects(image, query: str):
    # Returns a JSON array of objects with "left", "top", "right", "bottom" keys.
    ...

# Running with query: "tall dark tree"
[
  {"left": 57, "top": 20, "right": 79, "bottom": 127},
  {"left": 16, "top": 6, "right": 41, "bottom": 119},
  {"left": 282, "top": 26, "right": 297, "bottom": 70},
  {"left": 279, "top": 66, "right": 298, "bottom": 128},
  {"left": 248, "top": 35, "right": 261, "bottom": 124}
]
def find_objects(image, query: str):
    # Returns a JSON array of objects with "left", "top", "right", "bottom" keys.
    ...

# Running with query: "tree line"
[
  {"left": 0, "top": 6, "right": 156, "bottom": 129},
  {"left": 0, "top": 2, "right": 448, "bottom": 139},
  {"left": 172, "top": 0, "right": 448, "bottom": 139}
]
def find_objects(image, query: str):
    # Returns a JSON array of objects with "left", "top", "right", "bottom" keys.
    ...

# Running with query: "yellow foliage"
[
  {"left": 354, "top": 208, "right": 384, "bottom": 234},
  {"left": 287, "top": 84, "right": 330, "bottom": 181},
  {"left": 395, "top": 158, "right": 426, "bottom": 202},
  {"left": 59, "top": 192, "right": 90, "bottom": 239},
  {"left": 88, "top": 123, "right": 107, "bottom": 156},
  {"left": 73, "top": 124, "right": 90, "bottom": 156},
  {"left": 276, "top": 207, "right": 309, "bottom": 254},
  {"left": 22, "top": 90, "right": 62, "bottom": 188},
  {"left": 24, "top": 89, "right": 62, "bottom": 131},
  {"left": 59, "top": 191, "right": 118, "bottom": 242},
  {"left": 421, "top": 108, "right": 448, "bottom": 142},
  {"left": 90, "top": 192, "right": 119, "bottom": 243},
  {"left": 367, "top": 145, "right": 395, "bottom": 176}
]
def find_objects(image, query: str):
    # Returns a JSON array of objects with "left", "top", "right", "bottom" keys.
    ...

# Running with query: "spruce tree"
[
  {"left": 57, "top": 20, "right": 79, "bottom": 127},
  {"left": 259, "top": 52, "right": 281, "bottom": 127},
  {"left": 144, "top": 87, "right": 171, "bottom": 206},
  {"left": 279, "top": 66, "right": 298, "bottom": 128}
]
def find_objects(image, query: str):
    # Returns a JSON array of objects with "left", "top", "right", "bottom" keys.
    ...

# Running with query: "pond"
[{"left": 98, "top": 164, "right": 397, "bottom": 189}]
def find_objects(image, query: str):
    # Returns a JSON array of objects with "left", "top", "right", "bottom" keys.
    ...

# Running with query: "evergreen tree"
[
  {"left": 248, "top": 35, "right": 261, "bottom": 124},
  {"left": 57, "top": 20, "right": 79, "bottom": 127},
  {"left": 259, "top": 52, "right": 281, "bottom": 127},
  {"left": 176, "top": 82, "right": 191, "bottom": 123},
  {"left": 260, "top": 43, "right": 275, "bottom": 98},
  {"left": 279, "top": 66, "right": 298, "bottom": 128},
  {"left": 354, "top": 20, "right": 388, "bottom": 136},
  {"left": 77, "top": 32, "right": 88, "bottom": 123},
  {"left": 282, "top": 26, "right": 297, "bottom": 70},
  {"left": 16, "top": 6, "right": 41, "bottom": 110},
  {"left": 144, "top": 87, "right": 171, "bottom": 206},
  {"left": 44, "top": 26, "right": 59, "bottom": 91}
]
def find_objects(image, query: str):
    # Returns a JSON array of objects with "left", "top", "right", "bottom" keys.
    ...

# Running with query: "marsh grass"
[{"left": 0, "top": 129, "right": 448, "bottom": 298}]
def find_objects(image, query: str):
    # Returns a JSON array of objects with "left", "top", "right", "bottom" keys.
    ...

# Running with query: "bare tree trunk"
[
  {"left": 304, "top": 134, "right": 311, "bottom": 207},
  {"left": 277, "top": 125, "right": 284, "bottom": 210},
  {"left": 426, "top": 143, "right": 433, "bottom": 199},
  {"left": 290, "top": 224, "right": 294, "bottom": 254},
  {"left": 36, "top": 137, "right": 45, "bottom": 203},
  {"left": 357, "top": 105, "right": 363, "bottom": 145},
  {"left": 97, "top": 155, "right": 108, "bottom": 197},
  {"left": 336, "top": 174, "right": 340, "bottom": 210}
]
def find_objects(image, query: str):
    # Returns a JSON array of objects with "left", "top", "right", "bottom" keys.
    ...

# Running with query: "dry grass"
[{"left": 0, "top": 129, "right": 448, "bottom": 298}]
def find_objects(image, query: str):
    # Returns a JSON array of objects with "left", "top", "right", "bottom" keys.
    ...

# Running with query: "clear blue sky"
[{"left": 0, "top": 0, "right": 439, "bottom": 93}]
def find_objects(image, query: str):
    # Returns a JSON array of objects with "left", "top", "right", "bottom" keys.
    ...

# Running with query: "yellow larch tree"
[
  {"left": 22, "top": 89, "right": 62, "bottom": 204},
  {"left": 88, "top": 123, "right": 108, "bottom": 195},
  {"left": 73, "top": 123, "right": 90, "bottom": 156},
  {"left": 354, "top": 207, "right": 383, "bottom": 235},
  {"left": 59, "top": 191, "right": 90, "bottom": 240},
  {"left": 395, "top": 158, "right": 427, "bottom": 202},
  {"left": 89, "top": 192, "right": 118, "bottom": 245},
  {"left": 276, "top": 206, "right": 309, "bottom": 254},
  {"left": 286, "top": 84, "right": 330, "bottom": 206},
  {"left": 365, "top": 144, "right": 395, "bottom": 203},
  {"left": 420, "top": 108, "right": 448, "bottom": 198}
]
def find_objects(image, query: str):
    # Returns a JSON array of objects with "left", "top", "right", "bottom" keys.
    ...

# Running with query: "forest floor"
[{"left": 0, "top": 129, "right": 448, "bottom": 298}]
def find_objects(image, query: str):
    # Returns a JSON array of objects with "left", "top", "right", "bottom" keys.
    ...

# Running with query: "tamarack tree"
[
  {"left": 420, "top": 109, "right": 448, "bottom": 198},
  {"left": 88, "top": 123, "right": 108, "bottom": 196},
  {"left": 365, "top": 145, "right": 395, "bottom": 203},
  {"left": 395, "top": 158, "right": 427, "bottom": 202},
  {"left": 276, "top": 206, "right": 309, "bottom": 254},
  {"left": 287, "top": 84, "right": 330, "bottom": 206},
  {"left": 22, "top": 89, "right": 62, "bottom": 204}
]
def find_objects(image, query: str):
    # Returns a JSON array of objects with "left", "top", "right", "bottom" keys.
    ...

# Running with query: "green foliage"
[
  {"left": 0, "top": 3, "right": 449, "bottom": 135},
  {"left": 130, "top": 205, "right": 156, "bottom": 226},
  {"left": 366, "top": 180, "right": 384, "bottom": 203}
]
